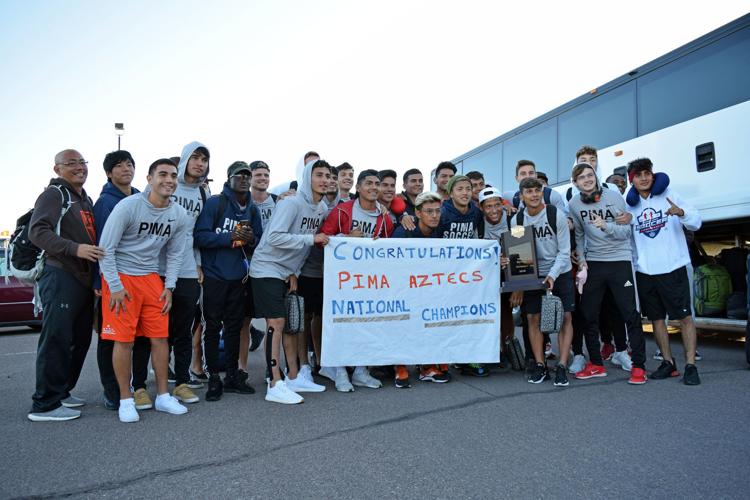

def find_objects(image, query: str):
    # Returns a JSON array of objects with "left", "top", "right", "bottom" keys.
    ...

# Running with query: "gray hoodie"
[
  {"left": 99, "top": 193, "right": 189, "bottom": 293},
  {"left": 250, "top": 159, "right": 328, "bottom": 280},
  {"left": 569, "top": 187, "right": 632, "bottom": 265},
  {"left": 157, "top": 141, "right": 210, "bottom": 279},
  {"left": 300, "top": 194, "right": 339, "bottom": 278}
]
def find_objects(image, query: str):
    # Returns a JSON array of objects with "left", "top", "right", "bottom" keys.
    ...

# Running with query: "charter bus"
[{"left": 451, "top": 13, "right": 750, "bottom": 332}]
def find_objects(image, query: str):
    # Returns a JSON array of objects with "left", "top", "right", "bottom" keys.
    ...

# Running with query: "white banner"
[{"left": 321, "top": 237, "right": 501, "bottom": 366}]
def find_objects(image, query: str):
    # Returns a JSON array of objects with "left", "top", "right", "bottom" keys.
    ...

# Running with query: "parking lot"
[{"left": 1, "top": 326, "right": 748, "bottom": 499}]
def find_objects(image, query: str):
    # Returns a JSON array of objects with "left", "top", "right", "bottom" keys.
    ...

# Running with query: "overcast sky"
[{"left": 0, "top": 1, "right": 747, "bottom": 232}]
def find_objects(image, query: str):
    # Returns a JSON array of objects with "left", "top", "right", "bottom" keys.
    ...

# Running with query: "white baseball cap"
[{"left": 478, "top": 186, "right": 503, "bottom": 204}]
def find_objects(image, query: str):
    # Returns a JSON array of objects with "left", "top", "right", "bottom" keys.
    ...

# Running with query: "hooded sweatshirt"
[
  {"left": 249, "top": 160, "right": 329, "bottom": 280},
  {"left": 157, "top": 141, "right": 210, "bottom": 279},
  {"left": 29, "top": 178, "right": 97, "bottom": 287},
  {"left": 569, "top": 187, "right": 632, "bottom": 265},
  {"left": 625, "top": 173, "right": 701, "bottom": 275},
  {"left": 510, "top": 207, "right": 571, "bottom": 280},
  {"left": 300, "top": 194, "right": 338, "bottom": 278},
  {"left": 320, "top": 199, "right": 395, "bottom": 238},
  {"left": 194, "top": 183, "right": 263, "bottom": 281},
  {"left": 437, "top": 199, "right": 483, "bottom": 239},
  {"left": 92, "top": 181, "right": 140, "bottom": 290},
  {"left": 98, "top": 192, "right": 189, "bottom": 293}
]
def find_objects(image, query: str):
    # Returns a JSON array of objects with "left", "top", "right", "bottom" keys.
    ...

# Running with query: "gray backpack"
[{"left": 540, "top": 290, "right": 563, "bottom": 334}]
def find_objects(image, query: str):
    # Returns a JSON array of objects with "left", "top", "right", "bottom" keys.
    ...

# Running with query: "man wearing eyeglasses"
[
  {"left": 195, "top": 161, "right": 262, "bottom": 401},
  {"left": 27, "top": 150, "right": 103, "bottom": 422}
]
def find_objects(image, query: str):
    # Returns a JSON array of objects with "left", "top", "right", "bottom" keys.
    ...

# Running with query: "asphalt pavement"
[{"left": 1, "top": 327, "right": 748, "bottom": 499}]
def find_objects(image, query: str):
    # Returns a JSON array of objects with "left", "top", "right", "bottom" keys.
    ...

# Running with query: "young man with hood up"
[
  {"left": 250, "top": 159, "right": 332, "bottom": 404},
  {"left": 320, "top": 169, "right": 393, "bottom": 391},
  {"left": 297, "top": 164, "right": 340, "bottom": 378},
  {"left": 626, "top": 158, "right": 702, "bottom": 385},
  {"left": 129, "top": 141, "right": 210, "bottom": 409},
  {"left": 27, "top": 149, "right": 103, "bottom": 422},
  {"left": 93, "top": 150, "right": 150, "bottom": 411},
  {"left": 568, "top": 163, "right": 647, "bottom": 385},
  {"left": 98, "top": 158, "right": 190, "bottom": 423},
  {"left": 195, "top": 161, "right": 263, "bottom": 401}
]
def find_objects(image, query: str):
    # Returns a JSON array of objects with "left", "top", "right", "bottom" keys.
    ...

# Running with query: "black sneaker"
[
  {"left": 205, "top": 374, "right": 224, "bottom": 401},
  {"left": 103, "top": 392, "right": 119, "bottom": 411},
  {"left": 238, "top": 369, "right": 256, "bottom": 390},
  {"left": 190, "top": 370, "right": 209, "bottom": 382},
  {"left": 460, "top": 363, "right": 490, "bottom": 377},
  {"left": 650, "top": 360, "right": 679, "bottom": 380},
  {"left": 224, "top": 374, "right": 255, "bottom": 394},
  {"left": 527, "top": 363, "right": 548, "bottom": 384},
  {"left": 167, "top": 366, "right": 176, "bottom": 384},
  {"left": 249, "top": 326, "right": 265, "bottom": 352},
  {"left": 553, "top": 364, "right": 569, "bottom": 387},
  {"left": 682, "top": 363, "right": 701, "bottom": 386},
  {"left": 394, "top": 376, "right": 411, "bottom": 389}
]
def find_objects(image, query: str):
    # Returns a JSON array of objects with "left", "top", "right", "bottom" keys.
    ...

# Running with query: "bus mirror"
[{"left": 696, "top": 142, "right": 715, "bottom": 172}]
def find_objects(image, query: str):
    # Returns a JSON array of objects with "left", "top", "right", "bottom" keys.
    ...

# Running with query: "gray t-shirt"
[
  {"left": 253, "top": 193, "right": 276, "bottom": 231},
  {"left": 351, "top": 199, "right": 380, "bottom": 238},
  {"left": 510, "top": 207, "right": 571, "bottom": 280}
]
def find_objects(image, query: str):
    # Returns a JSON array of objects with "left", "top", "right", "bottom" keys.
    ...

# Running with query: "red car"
[{"left": 0, "top": 244, "right": 42, "bottom": 328}]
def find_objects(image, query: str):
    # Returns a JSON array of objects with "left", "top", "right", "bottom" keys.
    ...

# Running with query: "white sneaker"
[
  {"left": 298, "top": 364, "right": 314, "bottom": 381},
  {"left": 335, "top": 368, "right": 354, "bottom": 393},
  {"left": 351, "top": 367, "right": 382, "bottom": 389},
  {"left": 568, "top": 354, "right": 586, "bottom": 374},
  {"left": 155, "top": 394, "right": 188, "bottom": 415},
  {"left": 318, "top": 366, "right": 336, "bottom": 382},
  {"left": 265, "top": 380, "right": 304, "bottom": 404},
  {"left": 286, "top": 375, "right": 326, "bottom": 393},
  {"left": 611, "top": 350, "right": 633, "bottom": 372},
  {"left": 118, "top": 398, "right": 139, "bottom": 423}
]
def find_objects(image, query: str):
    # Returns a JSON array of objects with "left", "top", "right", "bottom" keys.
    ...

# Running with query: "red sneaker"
[
  {"left": 628, "top": 367, "right": 647, "bottom": 385},
  {"left": 600, "top": 343, "right": 615, "bottom": 361},
  {"left": 575, "top": 362, "right": 608, "bottom": 380}
]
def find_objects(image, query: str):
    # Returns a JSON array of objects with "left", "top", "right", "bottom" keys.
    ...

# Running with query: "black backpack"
[
  {"left": 511, "top": 204, "right": 558, "bottom": 236},
  {"left": 8, "top": 185, "right": 72, "bottom": 283},
  {"left": 513, "top": 187, "right": 552, "bottom": 209}
]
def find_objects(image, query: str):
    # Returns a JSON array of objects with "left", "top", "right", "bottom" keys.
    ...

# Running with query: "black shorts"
[
  {"left": 297, "top": 275, "right": 323, "bottom": 314},
  {"left": 251, "top": 277, "right": 288, "bottom": 319},
  {"left": 523, "top": 271, "right": 575, "bottom": 315},
  {"left": 243, "top": 280, "right": 255, "bottom": 318},
  {"left": 636, "top": 266, "right": 692, "bottom": 321}
]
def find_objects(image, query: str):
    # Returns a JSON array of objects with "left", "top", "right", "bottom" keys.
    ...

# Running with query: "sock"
[
  {"left": 353, "top": 366, "right": 367, "bottom": 375},
  {"left": 155, "top": 393, "right": 170, "bottom": 402},
  {"left": 120, "top": 397, "right": 134, "bottom": 404}
]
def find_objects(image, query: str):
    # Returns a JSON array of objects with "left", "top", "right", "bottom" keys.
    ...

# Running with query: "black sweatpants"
[
  {"left": 599, "top": 287, "right": 627, "bottom": 351},
  {"left": 32, "top": 266, "right": 93, "bottom": 413},
  {"left": 168, "top": 278, "right": 200, "bottom": 385},
  {"left": 97, "top": 300, "right": 150, "bottom": 401},
  {"left": 202, "top": 277, "right": 245, "bottom": 379},
  {"left": 580, "top": 261, "right": 646, "bottom": 369}
]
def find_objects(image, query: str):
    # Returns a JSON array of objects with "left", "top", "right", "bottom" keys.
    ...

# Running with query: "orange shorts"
[{"left": 101, "top": 273, "right": 168, "bottom": 343}]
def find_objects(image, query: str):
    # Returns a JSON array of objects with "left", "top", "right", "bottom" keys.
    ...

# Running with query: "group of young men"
[{"left": 25, "top": 142, "right": 702, "bottom": 423}]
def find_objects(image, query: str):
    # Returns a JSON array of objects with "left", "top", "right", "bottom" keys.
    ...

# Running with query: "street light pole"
[{"left": 114, "top": 122, "right": 124, "bottom": 151}]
